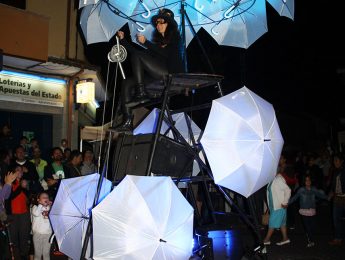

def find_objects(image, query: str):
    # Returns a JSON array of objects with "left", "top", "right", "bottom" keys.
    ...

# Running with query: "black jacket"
[
  {"left": 12, "top": 160, "right": 42, "bottom": 194},
  {"left": 44, "top": 163, "right": 70, "bottom": 199},
  {"left": 121, "top": 31, "right": 184, "bottom": 74},
  {"left": 331, "top": 167, "right": 345, "bottom": 194},
  {"left": 143, "top": 31, "right": 184, "bottom": 73}
]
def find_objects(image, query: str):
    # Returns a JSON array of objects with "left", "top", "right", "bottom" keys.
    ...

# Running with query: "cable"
[
  {"left": 97, "top": 60, "right": 111, "bottom": 174},
  {"left": 110, "top": 62, "right": 119, "bottom": 126}
]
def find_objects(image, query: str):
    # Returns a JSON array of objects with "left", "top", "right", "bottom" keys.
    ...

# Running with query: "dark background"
[{"left": 81, "top": 1, "right": 345, "bottom": 153}]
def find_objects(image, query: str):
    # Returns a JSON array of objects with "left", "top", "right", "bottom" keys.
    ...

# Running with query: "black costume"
[{"left": 115, "top": 8, "right": 184, "bottom": 132}]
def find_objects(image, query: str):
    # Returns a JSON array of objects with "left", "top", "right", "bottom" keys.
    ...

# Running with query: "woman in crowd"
[
  {"left": 263, "top": 164, "right": 292, "bottom": 246},
  {"left": 5, "top": 165, "right": 31, "bottom": 259},
  {"left": 289, "top": 175, "right": 328, "bottom": 247}
]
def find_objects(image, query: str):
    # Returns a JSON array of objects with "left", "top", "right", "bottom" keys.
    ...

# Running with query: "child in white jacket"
[{"left": 31, "top": 192, "right": 52, "bottom": 260}]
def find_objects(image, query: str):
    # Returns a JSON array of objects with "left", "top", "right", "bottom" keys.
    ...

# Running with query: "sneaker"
[
  {"left": 276, "top": 239, "right": 290, "bottom": 246},
  {"left": 263, "top": 241, "right": 271, "bottom": 245},
  {"left": 328, "top": 239, "right": 343, "bottom": 246},
  {"left": 307, "top": 242, "right": 315, "bottom": 248}
]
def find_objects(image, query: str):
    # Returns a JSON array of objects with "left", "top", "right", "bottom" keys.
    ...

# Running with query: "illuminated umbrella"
[
  {"left": 92, "top": 175, "right": 194, "bottom": 259},
  {"left": 201, "top": 0, "right": 268, "bottom": 49},
  {"left": 266, "top": 0, "right": 294, "bottom": 19},
  {"left": 79, "top": 1, "right": 128, "bottom": 44},
  {"left": 200, "top": 86, "right": 284, "bottom": 197},
  {"left": 49, "top": 173, "right": 112, "bottom": 260},
  {"left": 79, "top": 0, "right": 99, "bottom": 9},
  {"left": 79, "top": 0, "right": 204, "bottom": 46},
  {"left": 79, "top": 0, "right": 288, "bottom": 48}
]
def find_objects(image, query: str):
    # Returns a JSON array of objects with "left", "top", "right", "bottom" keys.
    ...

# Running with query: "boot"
[
  {"left": 112, "top": 115, "right": 134, "bottom": 134},
  {"left": 127, "top": 84, "right": 150, "bottom": 107}
]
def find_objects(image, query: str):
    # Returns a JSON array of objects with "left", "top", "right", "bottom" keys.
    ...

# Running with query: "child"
[
  {"left": 289, "top": 175, "right": 328, "bottom": 247},
  {"left": 31, "top": 192, "right": 52, "bottom": 260}
]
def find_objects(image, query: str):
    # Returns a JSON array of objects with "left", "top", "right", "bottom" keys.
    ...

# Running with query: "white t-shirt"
[{"left": 31, "top": 204, "right": 52, "bottom": 234}]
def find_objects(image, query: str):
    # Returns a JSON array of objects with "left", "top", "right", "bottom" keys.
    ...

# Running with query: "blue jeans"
[
  {"left": 301, "top": 215, "right": 316, "bottom": 242},
  {"left": 333, "top": 197, "right": 345, "bottom": 240}
]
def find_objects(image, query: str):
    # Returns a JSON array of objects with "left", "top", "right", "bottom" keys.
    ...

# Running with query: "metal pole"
[
  {"left": 80, "top": 131, "right": 113, "bottom": 259},
  {"left": 180, "top": 0, "right": 188, "bottom": 73},
  {"left": 146, "top": 74, "right": 173, "bottom": 176}
]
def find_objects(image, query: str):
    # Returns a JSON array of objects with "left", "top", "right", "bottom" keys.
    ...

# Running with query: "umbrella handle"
[
  {"left": 136, "top": 22, "right": 145, "bottom": 32},
  {"left": 224, "top": 0, "right": 241, "bottom": 19},
  {"left": 194, "top": 0, "right": 204, "bottom": 11},
  {"left": 139, "top": 0, "right": 151, "bottom": 18},
  {"left": 211, "top": 25, "right": 219, "bottom": 35}
]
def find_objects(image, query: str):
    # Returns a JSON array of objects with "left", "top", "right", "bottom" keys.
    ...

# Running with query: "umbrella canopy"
[
  {"left": 79, "top": 0, "right": 203, "bottom": 46},
  {"left": 79, "top": 0, "right": 99, "bottom": 9},
  {"left": 133, "top": 108, "right": 201, "bottom": 144},
  {"left": 49, "top": 173, "right": 112, "bottom": 260},
  {"left": 79, "top": 0, "right": 294, "bottom": 48},
  {"left": 92, "top": 175, "right": 194, "bottom": 259},
  {"left": 201, "top": 0, "right": 268, "bottom": 49},
  {"left": 80, "top": 1, "right": 127, "bottom": 44},
  {"left": 200, "top": 86, "right": 284, "bottom": 197},
  {"left": 266, "top": 0, "right": 294, "bottom": 19}
]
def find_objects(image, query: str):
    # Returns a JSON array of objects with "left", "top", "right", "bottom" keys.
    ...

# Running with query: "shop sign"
[{"left": 0, "top": 70, "right": 66, "bottom": 107}]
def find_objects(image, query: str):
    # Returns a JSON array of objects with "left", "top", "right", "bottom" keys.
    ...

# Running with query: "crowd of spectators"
[
  {"left": 0, "top": 124, "right": 97, "bottom": 259},
  {"left": 260, "top": 148, "right": 345, "bottom": 248},
  {"left": 1, "top": 122, "right": 345, "bottom": 258}
]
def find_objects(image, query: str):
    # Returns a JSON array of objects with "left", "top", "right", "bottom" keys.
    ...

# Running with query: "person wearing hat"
[{"left": 114, "top": 8, "right": 184, "bottom": 132}]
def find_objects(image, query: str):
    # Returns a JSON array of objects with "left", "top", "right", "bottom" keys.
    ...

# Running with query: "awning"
[{"left": 2, "top": 54, "right": 106, "bottom": 101}]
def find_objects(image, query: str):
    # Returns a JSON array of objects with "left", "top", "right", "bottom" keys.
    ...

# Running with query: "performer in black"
[{"left": 114, "top": 8, "right": 184, "bottom": 132}]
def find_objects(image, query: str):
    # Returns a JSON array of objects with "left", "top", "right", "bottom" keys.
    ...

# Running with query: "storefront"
[
  {"left": 0, "top": 69, "right": 68, "bottom": 157},
  {"left": 0, "top": 2, "right": 105, "bottom": 154}
]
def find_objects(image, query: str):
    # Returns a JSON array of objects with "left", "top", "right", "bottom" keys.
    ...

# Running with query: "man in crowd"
[
  {"left": 65, "top": 150, "right": 82, "bottom": 178},
  {"left": 12, "top": 146, "right": 41, "bottom": 195},
  {"left": 44, "top": 147, "right": 69, "bottom": 199},
  {"left": 30, "top": 147, "right": 48, "bottom": 190},
  {"left": 80, "top": 150, "right": 97, "bottom": 176}
]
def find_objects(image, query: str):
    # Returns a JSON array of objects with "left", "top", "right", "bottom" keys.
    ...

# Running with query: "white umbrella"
[
  {"left": 200, "top": 86, "right": 284, "bottom": 197},
  {"left": 49, "top": 173, "right": 112, "bottom": 260},
  {"left": 92, "top": 175, "right": 194, "bottom": 260}
]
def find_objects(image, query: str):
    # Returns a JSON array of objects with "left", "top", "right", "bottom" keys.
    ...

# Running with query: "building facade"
[{"left": 0, "top": 0, "right": 104, "bottom": 152}]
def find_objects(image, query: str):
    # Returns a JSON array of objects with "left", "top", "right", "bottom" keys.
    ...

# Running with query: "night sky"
[{"left": 82, "top": 1, "right": 345, "bottom": 151}]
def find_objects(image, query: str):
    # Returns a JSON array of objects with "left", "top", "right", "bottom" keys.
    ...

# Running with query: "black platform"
[{"left": 111, "top": 133, "right": 195, "bottom": 182}]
